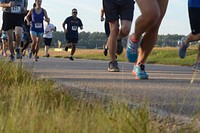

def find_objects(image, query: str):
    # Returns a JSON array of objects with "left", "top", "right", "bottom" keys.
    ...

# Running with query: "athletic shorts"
[
  {"left": 103, "top": 0, "right": 135, "bottom": 22},
  {"left": 44, "top": 38, "right": 52, "bottom": 46},
  {"left": 67, "top": 38, "right": 78, "bottom": 44},
  {"left": 30, "top": 31, "right": 44, "bottom": 37},
  {"left": 189, "top": 7, "right": 200, "bottom": 35},
  {"left": 2, "top": 12, "right": 24, "bottom": 31}
]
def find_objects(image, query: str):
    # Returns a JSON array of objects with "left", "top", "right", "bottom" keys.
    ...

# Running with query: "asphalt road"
[{"left": 19, "top": 56, "right": 200, "bottom": 118}]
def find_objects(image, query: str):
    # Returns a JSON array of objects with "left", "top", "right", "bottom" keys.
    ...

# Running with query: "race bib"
[
  {"left": 35, "top": 23, "right": 42, "bottom": 28},
  {"left": 72, "top": 26, "right": 77, "bottom": 31},
  {"left": 11, "top": 6, "right": 21, "bottom": 13}
]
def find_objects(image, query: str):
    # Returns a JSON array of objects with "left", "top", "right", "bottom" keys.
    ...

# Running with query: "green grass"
[
  {"left": 0, "top": 61, "right": 199, "bottom": 132},
  {"left": 40, "top": 46, "right": 199, "bottom": 66}
]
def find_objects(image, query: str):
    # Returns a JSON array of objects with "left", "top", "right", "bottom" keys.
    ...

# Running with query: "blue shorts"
[{"left": 30, "top": 31, "right": 44, "bottom": 37}]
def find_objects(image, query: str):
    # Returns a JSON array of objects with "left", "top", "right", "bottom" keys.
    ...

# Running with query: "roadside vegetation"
[
  {"left": 0, "top": 47, "right": 200, "bottom": 132},
  {"left": 38, "top": 46, "right": 199, "bottom": 66}
]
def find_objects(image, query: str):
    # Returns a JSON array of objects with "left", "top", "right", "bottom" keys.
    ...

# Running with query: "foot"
[
  {"left": 132, "top": 63, "right": 148, "bottom": 79},
  {"left": 69, "top": 56, "right": 74, "bottom": 61},
  {"left": 65, "top": 46, "right": 68, "bottom": 52},
  {"left": 104, "top": 48, "right": 108, "bottom": 56},
  {"left": 193, "top": 62, "right": 200, "bottom": 71},
  {"left": 126, "top": 37, "right": 138, "bottom": 63},
  {"left": 16, "top": 48, "right": 22, "bottom": 59},
  {"left": 108, "top": 61, "right": 120, "bottom": 72},
  {"left": 10, "top": 55, "right": 15, "bottom": 62},
  {"left": 28, "top": 51, "right": 33, "bottom": 59},
  {"left": 178, "top": 37, "right": 188, "bottom": 58}
]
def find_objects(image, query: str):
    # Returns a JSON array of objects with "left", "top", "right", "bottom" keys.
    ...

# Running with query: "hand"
[{"left": 100, "top": 16, "right": 104, "bottom": 22}]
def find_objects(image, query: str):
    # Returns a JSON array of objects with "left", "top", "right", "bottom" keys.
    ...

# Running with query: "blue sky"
[{"left": 1, "top": 0, "right": 190, "bottom": 35}]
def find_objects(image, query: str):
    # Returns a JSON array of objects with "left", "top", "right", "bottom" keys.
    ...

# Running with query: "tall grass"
[{"left": 0, "top": 61, "right": 198, "bottom": 133}]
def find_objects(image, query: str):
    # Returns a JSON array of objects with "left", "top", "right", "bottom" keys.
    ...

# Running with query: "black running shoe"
[
  {"left": 104, "top": 48, "right": 108, "bottom": 56},
  {"left": 65, "top": 46, "right": 68, "bottom": 52},
  {"left": 69, "top": 56, "right": 74, "bottom": 61},
  {"left": 108, "top": 61, "right": 119, "bottom": 72}
]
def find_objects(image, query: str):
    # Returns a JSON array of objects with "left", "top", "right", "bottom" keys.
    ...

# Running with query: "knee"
[{"left": 121, "top": 26, "right": 131, "bottom": 36}]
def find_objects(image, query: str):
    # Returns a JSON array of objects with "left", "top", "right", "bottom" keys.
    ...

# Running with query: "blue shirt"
[
  {"left": 188, "top": 0, "right": 200, "bottom": 8},
  {"left": 63, "top": 16, "right": 83, "bottom": 39},
  {"left": 30, "top": 8, "right": 45, "bottom": 33}
]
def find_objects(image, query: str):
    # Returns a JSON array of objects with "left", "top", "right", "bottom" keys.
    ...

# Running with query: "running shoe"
[
  {"left": 33, "top": 56, "right": 38, "bottom": 62},
  {"left": 126, "top": 37, "right": 138, "bottom": 63},
  {"left": 108, "top": 61, "right": 120, "bottom": 72},
  {"left": 132, "top": 63, "right": 148, "bottom": 79},
  {"left": 16, "top": 48, "right": 22, "bottom": 59},
  {"left": 65, "top": 46, "right": 68, "bottom": 52},
  {"left": 47, "top": 54, "right": 50, "bottom": 58},
  {"left": 28, "top": 51, "right": 32, "bottom": 59},
  {"left": 116, "top": 39, "right": 123, "bottom": 55},
  {"left": 69, "top": 56, "right": 74, "bottom": 61},
  {"left": 103, "top": 48, "right": 108, "bottom": 56},
  {"left": 178, "top": 37, "right": 188, "bottom": 58},
  {"left": 3, "top": 50, "right": 7, "bottom": 57},
  {"left": 10, "top": 55, "right": 15, "bottom": 62},
  {"left": 193, "top": 61, "right": 200, "bottom": 71}
]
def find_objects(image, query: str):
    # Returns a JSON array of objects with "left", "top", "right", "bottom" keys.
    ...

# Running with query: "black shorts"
[
  {"left": 2, "top": 12, "right": 24, "bottom": 31},
  {"left": 67, "top": 38, "right": 78, "bottom": 44},
  {"left": 103, "top": 0, "right": 135, "bottom": 22},
  {"left": 189, "top": 7, "right": 200, "bottom": 35},
  {"left": 44, "top": 38, "right": 52, "bottom": 46}
]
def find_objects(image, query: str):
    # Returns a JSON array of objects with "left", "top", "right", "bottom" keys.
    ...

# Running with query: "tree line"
[{"left": 49, "top": 31, "right": 186, "bottom": 49}]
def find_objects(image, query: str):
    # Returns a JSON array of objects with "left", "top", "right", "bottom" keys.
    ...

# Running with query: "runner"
[
  {"left": 1, "top": 30, "right": 8, "bottom": 57},
  {"left": 43, "top": 19, "right": 56, "bottom": 58},
  {"left": 62, "top": 8, "right": 83, "bottom": 61},
  {"left": 126, "top": 0, "right": 169, "bottom": 79},
  {"left": 178, "top": 0, "right": 200, "bottom": 71},
  {"left": 103, "top": 0, "right": 135, "bottom": 72},
  {"left": 25, "top": 0, "right": 49, "bottom": 61},
  {"left": 0, "top": 0, "right": 28, "bottom": 61}
]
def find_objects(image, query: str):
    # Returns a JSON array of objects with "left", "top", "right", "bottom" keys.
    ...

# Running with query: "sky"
[{"left": 0, "top": 0, "right": 190, "bottom": 35}]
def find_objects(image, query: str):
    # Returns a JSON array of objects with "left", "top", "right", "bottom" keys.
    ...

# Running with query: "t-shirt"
[
  {"left": 188, "top": 0, "right": 200, "bottom": 8},
  {"left": 0, "top": 0, "right": 28, "bottom": 14},
  {"left": 63, "top": 16, "right": 83, "bottom": 39},
  {"left": 43, "top": 23, "right": 56, "bottom": 38}
]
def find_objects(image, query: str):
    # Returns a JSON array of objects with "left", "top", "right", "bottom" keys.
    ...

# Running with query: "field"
[
  {"left": 0, "top": 47, "right": 200, "bottom": 132},
  {"left": 37, "top": 46, "right": 198, "bottom": 66}
]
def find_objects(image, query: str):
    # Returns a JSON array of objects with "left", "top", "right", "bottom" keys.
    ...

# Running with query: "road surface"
[{"left": 19, "top": 57, "right": 200, "bottom": 119}]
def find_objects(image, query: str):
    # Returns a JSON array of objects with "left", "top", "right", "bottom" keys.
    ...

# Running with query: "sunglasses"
[{"left": 73, "top": 12, "right": 77, "bottom": 13}]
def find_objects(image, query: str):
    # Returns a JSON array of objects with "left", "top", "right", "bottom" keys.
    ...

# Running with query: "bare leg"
[
  {"left": 136, "top": 0, "right": 169, "bottom": 64},
  {"left": 107, "top": 20, "right": 119, "bottom": 61}
]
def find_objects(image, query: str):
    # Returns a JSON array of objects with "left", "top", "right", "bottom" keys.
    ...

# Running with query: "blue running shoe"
[
  {"left": 178, "top": 37, "right": 188, "bottom": 58},
  {"left": 193, "top": 61, "right": 200, "bottom": 71},
  {"left": 28, "top": 51, "right": 32, "bottom": 59},
  {"left": 132, "top": 63, "right": 148, "bottom": 79},
  {"left": 126, "top": 37, "right": 138, "bottom": 63},
  {"left": 10, "top": 55, "right": 15, "bottom": 62}
]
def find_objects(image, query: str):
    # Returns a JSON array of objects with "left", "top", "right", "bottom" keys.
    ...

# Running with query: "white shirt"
[{"left": 43, "top": 23, "right": 56, "bottom": 38}]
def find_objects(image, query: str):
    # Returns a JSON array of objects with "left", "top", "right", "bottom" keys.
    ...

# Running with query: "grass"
[
  {"left": 38, "top": 46, "right": 199, "bottom": 66},
  {"left": 1, "top": 47, "right": 200, "bottom": 132},
  {"left": 0, "top": 61, "right": 199, "bottom": 132}
]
